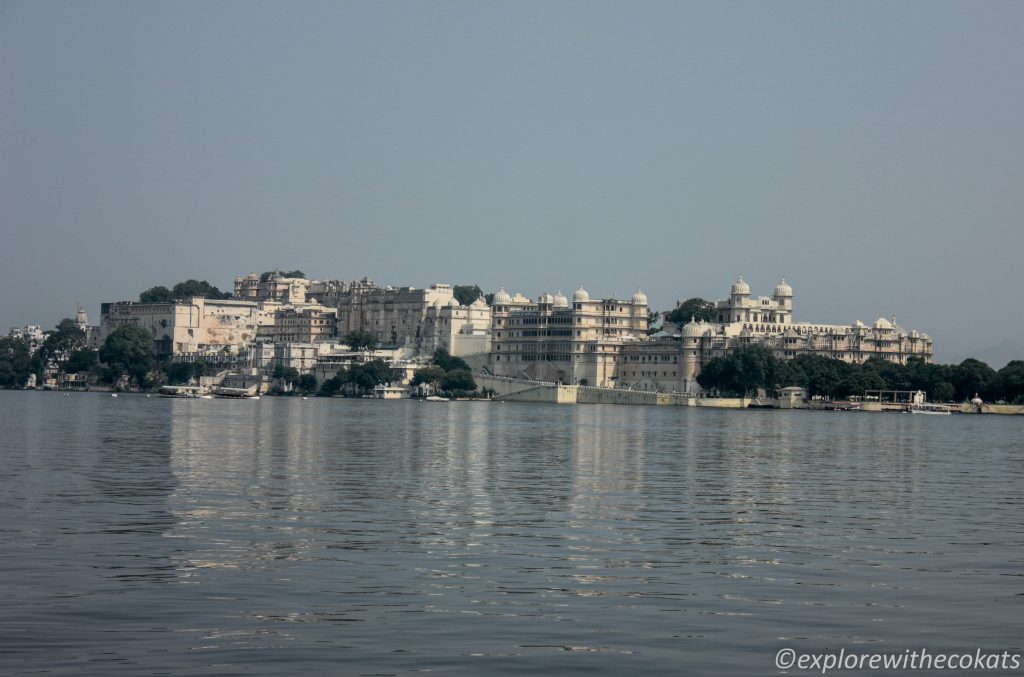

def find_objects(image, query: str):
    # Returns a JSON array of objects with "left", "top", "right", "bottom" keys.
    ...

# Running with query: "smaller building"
[
  {"left": 420, "top": 295, "right": 491, "bottom": 356},
  {"left": 101, "top": 297, "right": 262, "bottom": 356},
  {"left": 372, "top": 384, "right": 407, "bottom": 399},
  {"left": 779, "top": 386, "right": 808, "bottom": 409},
  {"left": 8, "top": 325, "right": 45, "bottom": 354},
  {"left": 256, "top": 305, "right": 338, "bottom": 344},
  {"left": 234, "top": 272, "right": 311, "bottom": 304}
]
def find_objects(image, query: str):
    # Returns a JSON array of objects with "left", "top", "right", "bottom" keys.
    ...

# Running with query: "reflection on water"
[{"left": 1, "top": 392, "right": 1022, "bottom": 675}]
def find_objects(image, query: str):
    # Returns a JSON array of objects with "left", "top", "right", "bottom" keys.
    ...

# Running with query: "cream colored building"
[
  {"left": 620, "top": 277, "right": 934, "bottom": 393},
  {"left": 256, "top": 305, "right": 338, "bottom": 344},
  {"left": 335, "top": 282, "right": 456, "bottom": 348},
  {"left": 100, "top": 297, "right": 262, "bottom": 357},
  {"left": 488, "top": 286, "right": 650, "bottom": 386},
  {"left": 234, "top": 272, "right": 312, "bottom": 304},
  {"left": 234, "top": 274, "right": 493, "bottom": 356},
  {"left": 317, "top": 279, "right": 490, "bottom": 356},
  {"left": 420, "top": 295, "right": 491, "bottom": 356}
]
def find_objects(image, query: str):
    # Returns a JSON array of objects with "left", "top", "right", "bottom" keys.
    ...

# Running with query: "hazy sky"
[{"left": 2, "top": 1, "right": 1022, "bottom": 362}]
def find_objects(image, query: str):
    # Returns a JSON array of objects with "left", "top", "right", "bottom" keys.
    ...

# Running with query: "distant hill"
[{"left": 952, "top": 339, "right": 1024, "bottom": 370}]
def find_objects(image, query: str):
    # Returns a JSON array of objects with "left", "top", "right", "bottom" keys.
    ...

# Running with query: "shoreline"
[{"left": 6, "top": 386, "right": 1022, "bottom": 415}]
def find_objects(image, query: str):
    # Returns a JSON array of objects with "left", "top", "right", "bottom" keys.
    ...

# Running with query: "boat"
[
  {"left": 910, "top": 403, "right": 952, "bottom": 415},
  {"left": 424, "top": 395, "right": 450, "bottom": 402},
  {"left": 908, "top": 390, "right": 951, "bottom": 415},
  {"left": 158, "top": 385, "right": 207, "bottom": 399},
  {"left": 213, "top": 386, "right": 260, "bottom": 399}
]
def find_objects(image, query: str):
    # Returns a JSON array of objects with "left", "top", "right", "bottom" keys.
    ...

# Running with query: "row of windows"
[{"left": 518, "top": 329, "right": 574, "bottom": 337}]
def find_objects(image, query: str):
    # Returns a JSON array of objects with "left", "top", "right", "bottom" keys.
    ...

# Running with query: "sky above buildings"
[{"left": 2, "top": 1, "right": 1022, "bottom": 364}]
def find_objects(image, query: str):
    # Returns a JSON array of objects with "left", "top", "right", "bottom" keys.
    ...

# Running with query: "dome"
[
  {"left": 493, "top": 287, "right": 512, "bottom": 304},
  {"left": 773, "top": 278, "right": 793, "bottom": 297},
  {"left": 873, "top": 317, "right": 892, "bottom": 329},
  {"left": 631, "top": 288, "right": 648, "bottom": 305},
  {"left": 682, "top": 318, "right": 705, "bottom": 337},
  {"left": 538, "top": 292, "right": 555, "bottom": 305},
  {"left": 448, "top": 297, "right": 461, "bottom": 308},
  {"left": 731, "top": 276, "right": 750, "bottom": 296},
  {"left": 471, "top": 296, "right": 487, "bottom": 308},
  {"left": 573, "top": 285, "right": 590, "bottom": 302},
  {"left": 553, "top": 290, "right": 569, "bottom": 308}
]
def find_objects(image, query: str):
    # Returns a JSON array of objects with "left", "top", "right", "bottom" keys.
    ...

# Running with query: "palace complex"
[{"left": 83, "top": 272, "right": 933, "bottom": 394}]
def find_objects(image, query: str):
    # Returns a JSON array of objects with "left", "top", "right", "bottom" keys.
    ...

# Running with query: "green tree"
[
  {"left": 665, "top": 298, "right": 716, "bottom": 325},
  {"left": 318, "top": 375, "right": 344, "bottom": 397},
  {"left": 866, "top": 356, "right": 912, "bottom": 391},
  {"left": 697, "top": 345, "right": 781, "bottom": 396},
  {"left": 798, "top": 354, "right": 849, "bottom": 397},
  {"left": 432, "top": 348, "right": 469, "bottom": 372},
  {"left": 344, "top": 330, "right": 379, "bottom": 351},
  {"left": 992, "top": 360, "right": 1024, "bottom": 403},
  {"left": 452, "top": 285, "right": 483, "bottom": 306},
  {"left": 738, "top": 345, "right": 780, "bottom": 394},
  {"left": 140, "top": 285, "right": 175, "bottom": 303},
  {"left": 163, "top": 360, "right": 207, "bottom": 385},
  {"left": 171, "top": 279, "right": 231, "bottom": 300},
  {"left": 951, "top": 358, "right": 997, "bottom": 401},
  {"left": 441, "top": 368, "right": 477, "bottom": 395},
  {"left": 99, "top": 325, "right": 156, "bottom": 388},
  {"left": 346, "top": 360, "right": 398, "bottom": 395},
  {"left": 64, "top": 348, "right": 98, "bottom": 374},
  {"left": 411, "top": 365, "right": 446, "bottom": 389},
  {"left": 0, "top": 336, "right": 33, "bottom": 387},
  {"left": 260, "top": 269, "right": 305, "bottom": 282},
  {"left": 140, "top": 280, "right": 231, "bottom": 302},
  {"left": 696, "top": 355, "right": 731, "bottom": 394},
  {"left": 37, "top": 319, "right": 87, "bottom": 371},
  {"left": 647, "top": 310, "right": 662, "bottom": 335},
  {"left": 272, "top": 365, "right": 302, "bottom": 389},
  {"left": 165, "top": 361, "right": 198, "bottom": 385},
  {"left": 272, "top": 364, "right": 298, "bottom": 381},
  {"left": 931, "top": 380, "right": 956, "bottom": 402},
  {"left": 297, "top": 374, "right": 318, "bottom": 393}
]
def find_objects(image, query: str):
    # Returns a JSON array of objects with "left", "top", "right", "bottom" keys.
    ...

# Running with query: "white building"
[
  {"left": 488, "top": 285, "right": 650, "bottom": 386},
  {"left": 7, "top": 325, "right": 45, "bottom": 354},
  {"left": 621, "top": 277, "right": 934, "bottom": 393},
  {"left": 420, "top": 295, "right": 491, "bottom": 356}
]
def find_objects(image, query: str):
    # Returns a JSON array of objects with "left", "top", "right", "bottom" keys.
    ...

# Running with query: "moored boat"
[
  {"left": 910, "top": 403, "right": 952, "bottom": 415},
  {"left": 909, "top": 390, "right": 951, "bottom": 415}
]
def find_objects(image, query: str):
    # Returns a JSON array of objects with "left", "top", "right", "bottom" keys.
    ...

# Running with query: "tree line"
[
  {"left": 409, "top": 348, "right": 478, "bottom": 396},
  {"left": 696, "top": 345, "right": 1024, "bottom": 403},
  {"left": 139, "top": 279, "right": 232, "bottom": 303}
]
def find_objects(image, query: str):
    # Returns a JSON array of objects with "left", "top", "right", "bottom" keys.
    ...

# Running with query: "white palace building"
[{"left": 488, "top": 277, "right": 934, "bottom": 394}]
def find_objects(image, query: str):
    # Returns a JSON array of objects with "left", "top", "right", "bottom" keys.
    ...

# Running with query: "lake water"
[{"left": 1, "top": 391, "right": 1022, "bottom": 675}]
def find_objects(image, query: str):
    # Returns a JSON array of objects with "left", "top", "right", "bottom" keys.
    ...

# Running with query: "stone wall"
[{"left": 478, "top": 373, "right": 751, "bottom": 408}]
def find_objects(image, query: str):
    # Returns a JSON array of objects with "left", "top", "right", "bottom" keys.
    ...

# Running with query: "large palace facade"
[
  {"left": 488, "top": 277, "right": 934, "bottom": 393},
  {"left": 488, "top": 286, "right": 650, "bottom": 386}
]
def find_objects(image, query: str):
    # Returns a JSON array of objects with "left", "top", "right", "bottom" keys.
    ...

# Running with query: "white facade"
[
  {"left": 621, "top": 277, "right": 934, "bottom": 393},
  {"left": 488, "top": 286, "right": 650, "bottom": 386},
  {"left": 420, "top": 296, "right": 492, "bottom": 356}
]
